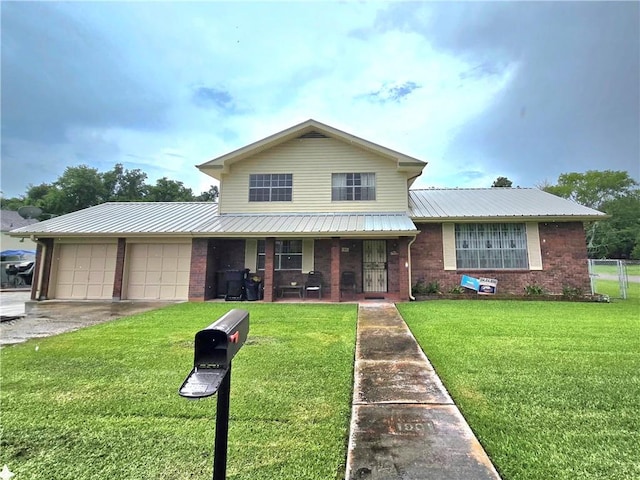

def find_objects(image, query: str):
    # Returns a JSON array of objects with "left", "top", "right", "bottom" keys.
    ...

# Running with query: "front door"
[{"left": 363, "top": 240, "right": 387, "bottom": 293}]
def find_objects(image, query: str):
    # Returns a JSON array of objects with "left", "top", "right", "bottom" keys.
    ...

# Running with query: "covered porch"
[{"left": 187, "top": 211, "right": 419, "bottom": 303}]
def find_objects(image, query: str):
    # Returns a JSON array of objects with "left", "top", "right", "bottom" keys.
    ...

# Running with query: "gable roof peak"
[{"left": 197, "top": 119, "right": 426, "bottom": 180}]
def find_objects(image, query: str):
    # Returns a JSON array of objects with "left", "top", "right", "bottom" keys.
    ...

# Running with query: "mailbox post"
[{"left": 179, "top": 309, "right": 249, "bottom": 480}]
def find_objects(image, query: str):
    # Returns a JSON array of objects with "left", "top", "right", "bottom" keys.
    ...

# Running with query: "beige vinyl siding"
[
  {"left": 244, "top": 239, "right": 258, "bottom": 272},
  {"left": 526, "top": 222, "right": 543, "bottom": 270},
  {"left": 219, "top": 137, "right": 409, "bottom": 214},
  {"left": 442, "top": 223, "right": 456, "bottom": 270},
  {"left": 302, "top": 239, "right": 314, "bottom": 273}
]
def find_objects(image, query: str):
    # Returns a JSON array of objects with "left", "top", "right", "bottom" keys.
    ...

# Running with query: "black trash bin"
[
  {"left": 244, "top": 274, "right": 261, "bottom": 301},
  {"left": 224, "top": 270, "right": 245, "bottom": 301}
]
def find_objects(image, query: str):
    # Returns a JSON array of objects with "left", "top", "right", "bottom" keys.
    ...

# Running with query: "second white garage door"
[{"left": 126, "top": 242, "right": 192, "bottom": 300}]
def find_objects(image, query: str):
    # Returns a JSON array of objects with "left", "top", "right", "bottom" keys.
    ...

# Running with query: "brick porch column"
[
  {"left": 188, "top": 238, "right": 209, "bottom": 302},
  {"left": 331, "top": 237, "right": 341, "bottom": 302},
  {"left": 263, "top": 238, "right": 276, "bottom": 302},
  {"left": 112, "top": 238, "right": 127, "bottom": 301},
  {"left": 398, "top": 237, "right": 411, "bottom": 301}
]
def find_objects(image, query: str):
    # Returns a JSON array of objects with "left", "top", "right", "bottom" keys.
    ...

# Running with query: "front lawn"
[
  {"left": 0, "top": 303, "right": 357, "bottom": 480},
  {"left": 398, "top": 293, "right": 640, "bottom": 480}
]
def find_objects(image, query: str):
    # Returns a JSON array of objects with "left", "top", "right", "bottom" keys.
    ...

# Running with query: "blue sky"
[{"left": 1, "top": 1, "right": 638, "bottom": 198}]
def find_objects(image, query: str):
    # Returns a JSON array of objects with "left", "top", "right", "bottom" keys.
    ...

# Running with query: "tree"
[
  {"left": 492, "top": 176, "right": 513, "bottom": 187},
  {"left": 543, "top": 170, "right": 640, "bottom": 258},
  {"left": 42, "top": 165, "right": 108, "bottom": 216},
  {"left": 543, "top": 170, "right": 638, "bottom": 210},
  {"left": 102, "top": 163, "right": 148, "bottom": 201},
  {"left": 195, "top": 185, "right": 219, "bottom": 202},
  {"left": 146, "top": 177, "right": 194, "bottom": 202},
  {"left": 588, "top": 192, "right": 640, "bottom": 259}
]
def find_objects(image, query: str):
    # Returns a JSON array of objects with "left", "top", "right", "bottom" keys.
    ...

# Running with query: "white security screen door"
[{"left": 363, "top": 240, "right": 387, "bottom": 293}]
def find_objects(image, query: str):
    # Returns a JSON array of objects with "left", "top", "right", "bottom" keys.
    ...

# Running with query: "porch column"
[
  {"left": 112, "top": 238, "right": 127, "bottom": 301},
  {"left": 331, "top": 237, "right": 341, "bottom": 302},
  {"left": 398, "top": 237, "right": 411, "bottom": 301},
  {"left": 263, "top": 237, "right": 276, "bottom": 302},
  {"left": 188, "top": 238, "right": 209, "bottom": 302}
]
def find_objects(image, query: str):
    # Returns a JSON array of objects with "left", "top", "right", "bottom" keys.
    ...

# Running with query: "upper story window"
[
  {"left": 332, "top": 173, "right": 376, "bottom": 201},
  {"left": 455, "top": 223, "right": 529, "bottom": 269},
  {"left": 249, "top": 174, "right": 292, "bottom": 202}
]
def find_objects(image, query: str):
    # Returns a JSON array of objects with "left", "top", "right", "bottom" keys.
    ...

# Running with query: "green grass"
[
  {"left": 0, "top": 303, "right": 357, "bottom": 480},
  {"left": 590, "top": 263, "right": 640, "bottom": 276},
  {"left": 398, "top": 292, "right": 640, "bottom": 480}
]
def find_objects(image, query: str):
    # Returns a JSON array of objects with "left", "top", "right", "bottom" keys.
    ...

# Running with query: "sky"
[{"left": 1, "top": 1, "right": 639, "bottom": 198}]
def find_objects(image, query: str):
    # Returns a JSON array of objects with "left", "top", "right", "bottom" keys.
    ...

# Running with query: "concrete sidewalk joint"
[{"left": 345, "top": 303, "right": 501, "bottom": 480}]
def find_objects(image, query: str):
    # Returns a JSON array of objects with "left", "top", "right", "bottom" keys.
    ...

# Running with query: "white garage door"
[
  {"left": 54, "top": 243, "right": 117, "bottom": 299},
  {"left": 126, "top": 243, "right": 191, "bottom": 300}
]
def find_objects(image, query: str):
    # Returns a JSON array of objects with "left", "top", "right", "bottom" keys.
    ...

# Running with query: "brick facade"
[
  {"left": 188, "top": 238, "right": 209, "bottom": 301},
  {"left": 112, "top": 238, "right": 127, "bottom": 300},
  {"left": 411, "top": 222, "right": 590, "bottom": 295}
]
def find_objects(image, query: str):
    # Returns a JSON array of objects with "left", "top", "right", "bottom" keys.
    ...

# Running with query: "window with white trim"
[
  {"left": 249, "top": 174, "right": 292, "bottom": 202},
  {"left": 257, "top": 240, "right": 303, "bottom": 270},
  {"left": 455, "top": 223, "right": 529, "bottom": 269},
  {"left": 332, "top": 173, "right": 375, "bottom": 201}
]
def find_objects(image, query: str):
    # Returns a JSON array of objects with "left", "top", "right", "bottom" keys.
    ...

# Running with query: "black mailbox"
[{"left": 179, "top": 309, "right": 249, "bottom": 399}]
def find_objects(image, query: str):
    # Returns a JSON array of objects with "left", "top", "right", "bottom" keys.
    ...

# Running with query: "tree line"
[{"left": 0, "top": 163, "right": 219, "bottom": 219}]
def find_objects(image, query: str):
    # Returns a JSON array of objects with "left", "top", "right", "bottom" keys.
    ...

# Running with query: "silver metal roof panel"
[{"left": 409, "top": 188, "right": 607, "bottom": 220}]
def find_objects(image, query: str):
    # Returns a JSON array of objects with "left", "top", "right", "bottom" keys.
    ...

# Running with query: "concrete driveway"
[{"left": 1, "top": 292, "right": 175, "bottom": 346}]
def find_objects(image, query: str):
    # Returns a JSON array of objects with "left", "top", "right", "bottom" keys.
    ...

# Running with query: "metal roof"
[
  {"left": 193, "top": 212, "right": 417, "bottom": 236},
  {"left": 409, "top": 188, "right": 607, "bottom": 221},
  {"left": 10, "top": 189, "right": 606, "bottom": 238},
  {"left": 9, "top": 202, "right": 417, "bottom": 237},
  {"left": 9, "top": 202, "right": 220, "bottom": 236}
]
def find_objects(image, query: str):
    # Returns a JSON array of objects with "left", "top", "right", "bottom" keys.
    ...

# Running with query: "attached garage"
[
  {"left": 125, "top": 241, "right": 192, "bottom": 300},
  {"left": 52, "top": 241, "right": 117, "bottom": 299}
]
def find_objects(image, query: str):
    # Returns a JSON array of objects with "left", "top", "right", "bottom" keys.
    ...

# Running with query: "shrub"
[
  {"left": 524, "top": 284, "right": 545, "bottom": 296},
  {"left": 449, "top": 285, "right": 465, "bottom": 294},
  {"left": 412, "top": 279, "right": 440, "bottom": 295},
  {"left": 562, "top": 285, "right": 584, "bottom": 299}
]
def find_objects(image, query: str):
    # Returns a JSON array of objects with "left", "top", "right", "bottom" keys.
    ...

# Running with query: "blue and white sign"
[{"left": 460, "top": 275, "right": 480, "bottom": 291}]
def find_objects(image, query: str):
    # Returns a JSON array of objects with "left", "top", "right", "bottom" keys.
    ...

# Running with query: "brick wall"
[
  {"left": 412, "top": 222, "right": 590, "bottom": 295},
  {"left": 188, "top": 238, "right": 209, "bottom": 301}
]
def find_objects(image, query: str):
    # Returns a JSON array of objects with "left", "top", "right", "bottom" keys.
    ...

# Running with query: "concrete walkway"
[{"left": 345, "top": 303, "right": 501, "bottom": 480}]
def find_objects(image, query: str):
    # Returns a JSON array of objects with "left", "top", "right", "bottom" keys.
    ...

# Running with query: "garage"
[
  {"left": 125, "top": 242, "right": 191, "bottom": 300},
  {"left": 53, "top": 242, "right": 117, "bottom": 299}
]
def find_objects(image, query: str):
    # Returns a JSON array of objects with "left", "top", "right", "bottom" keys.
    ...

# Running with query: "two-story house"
[{"left": 11, "top": 119, "right": 606, "bottom": 303}]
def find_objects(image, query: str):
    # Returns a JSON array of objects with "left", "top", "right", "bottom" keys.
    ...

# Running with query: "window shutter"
[
  {"left": 526, "top": 223, "right": 543, "bottom": 270},
  {"left": 244, "top": 239, "right": 258, "bottom": 272},
  {"left": 442, "top": 223, "right": 456, "bottom": 270},
  {"left": 302, "top": 239, "right": 314, "bottom": 273}
]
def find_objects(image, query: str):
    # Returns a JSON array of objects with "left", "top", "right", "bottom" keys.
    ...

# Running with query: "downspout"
[{"left": 407, "top": 235, "right": 417, "bottom": 301}]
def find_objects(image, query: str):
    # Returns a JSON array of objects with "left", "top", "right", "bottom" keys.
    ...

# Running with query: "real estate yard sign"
[{"left": 461, "top": 275, "right": 498, "bottom": 295}]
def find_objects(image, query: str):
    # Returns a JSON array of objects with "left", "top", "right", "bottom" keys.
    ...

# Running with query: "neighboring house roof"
[
  {"left": 197, "top": 119, "right": 427, "bottom": 181},
  {"left": 409, "top": 188, "right": 607, "bottom": 221},
  {"left": 9, "top": 202, "right": 417, "bottom": 238},
  {"left": 1, "top": 210, "right": 38, "bottom": 231}
]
